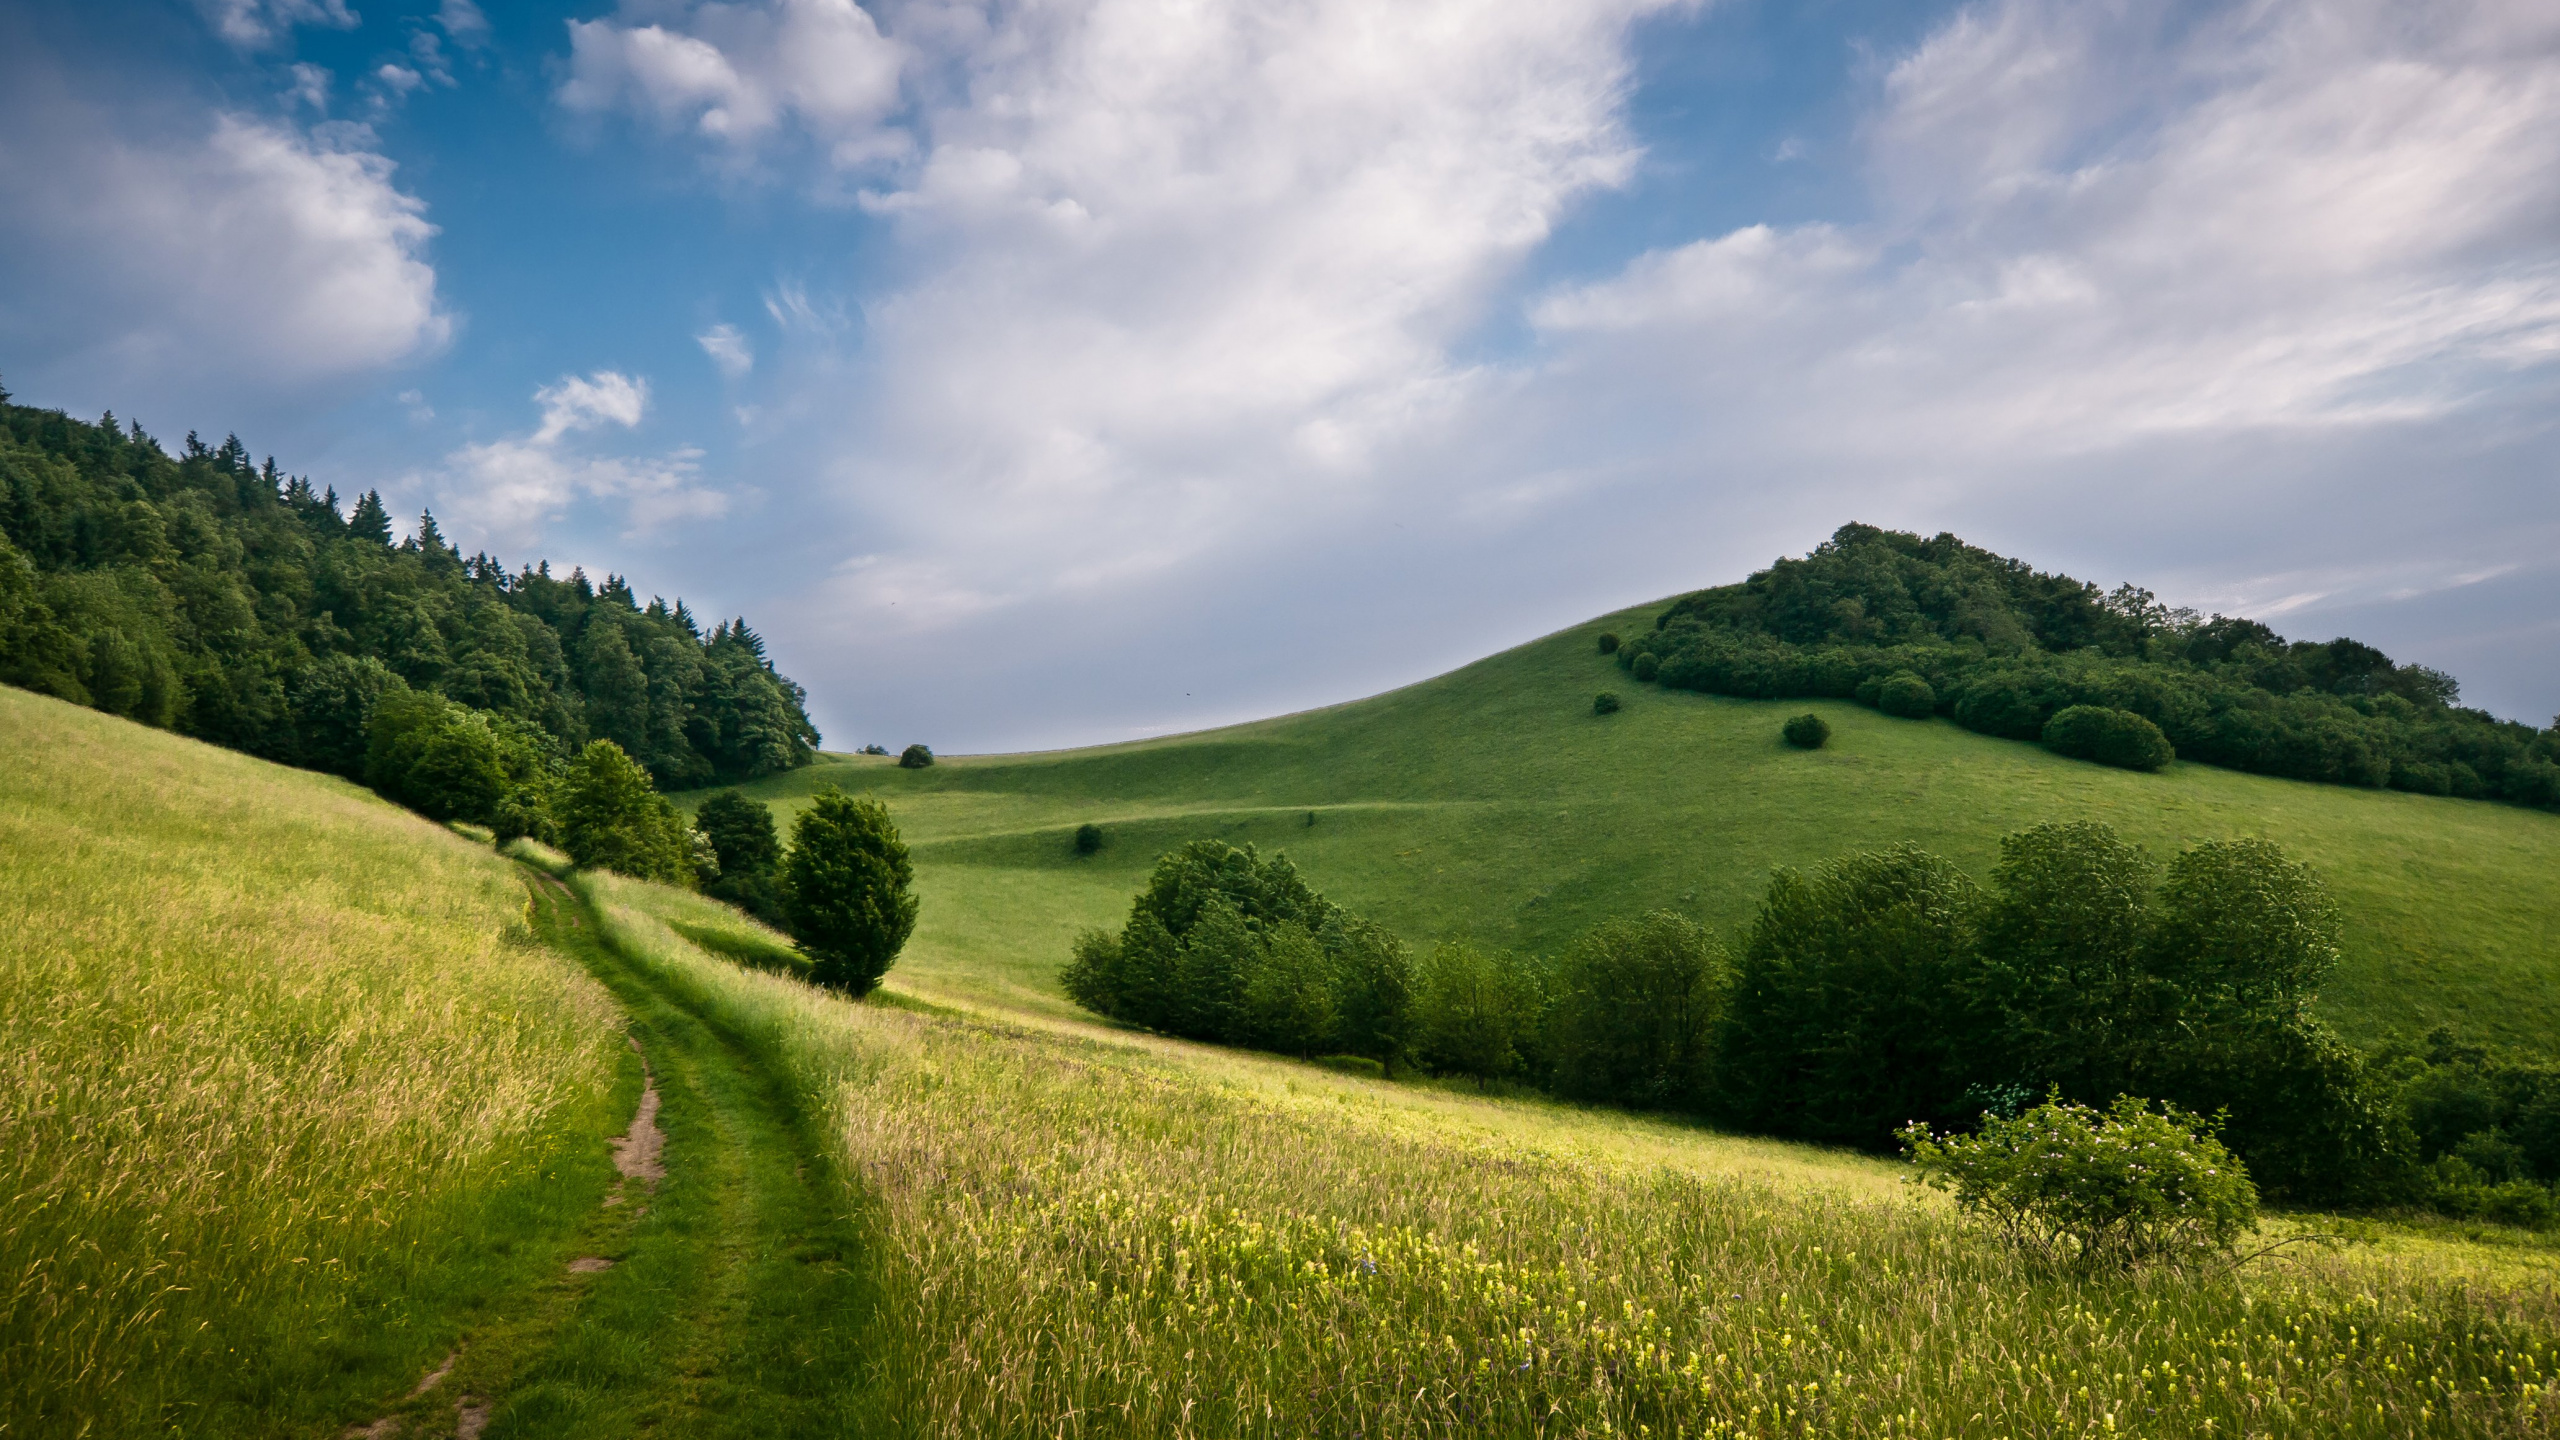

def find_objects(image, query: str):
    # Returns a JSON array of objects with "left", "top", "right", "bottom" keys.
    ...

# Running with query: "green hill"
[{"left": 695, "top": 599, "right": 2560, "bottom": 1050}]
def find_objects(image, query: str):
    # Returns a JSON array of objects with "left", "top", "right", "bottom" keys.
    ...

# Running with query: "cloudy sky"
[{"left": 3, "top": 0, "right": 2555, "bottom": 750}]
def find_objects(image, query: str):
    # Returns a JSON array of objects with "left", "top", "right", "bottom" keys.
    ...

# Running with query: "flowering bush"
[{"left": 1899, "top": 1095, "right": 2259, "bottom": 1270}]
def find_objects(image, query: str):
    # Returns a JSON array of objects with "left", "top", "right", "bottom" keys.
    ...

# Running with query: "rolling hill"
[{"left": 694, "top": 598, "right": 2560, "bottom": 1051}]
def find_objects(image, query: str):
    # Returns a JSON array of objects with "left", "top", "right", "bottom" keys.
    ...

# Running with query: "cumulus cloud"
[
  {"left": 697, "top": 322, "right": 754, "bottom": 377},
  {"left": 0, "top": 66, "right": 450, "bottom": 404},
  {"left": 558, "top": 0, "right": 906, "bottom": 167},
  {"left": 194, "top": 0, "right": 356, "bottom": 49},
  {"left": 432, "top": 371, "right": 731, "bottom": 548},
  {"left": 437, "top": 0, "right": 490, "bottom": 47}
]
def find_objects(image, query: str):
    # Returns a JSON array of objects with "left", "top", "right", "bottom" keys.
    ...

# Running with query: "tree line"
[
  {"left": 1065, "top": 830, "right": 2560, "bottom": 1219},
  {"left": 0, "top": 390, "right": 821, "bottom": 793},
  {"left": 1608, "top": 524, "right": 2560, "bottom": 806}
]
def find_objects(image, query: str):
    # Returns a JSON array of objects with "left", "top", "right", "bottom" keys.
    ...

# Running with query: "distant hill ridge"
[
  {"left": 0, "top": 387, "right": 819, "bottom": 790},
  {"left": 1627, "top": 523, "right": 2560, "bottom": 809}
]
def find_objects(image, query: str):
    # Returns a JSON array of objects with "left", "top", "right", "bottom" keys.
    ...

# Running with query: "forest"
[
  {"left": 0, "top": 391, "right": 819, "bottom": 793},
  {"left": 1615, "top": 524, "right": 2560, "bottom": 805}
]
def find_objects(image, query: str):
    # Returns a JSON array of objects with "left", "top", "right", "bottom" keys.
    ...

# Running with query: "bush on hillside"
[
  {"left": 1593, "top": 691, "right": 1621, "bottom": 716},
  {"left": 1900, "top": 1096, "right": 2260, "bottom": 1271},
  {"left": 1782, "top": 712, "right": 1830, "bottom": 748},
  {"left": 1597, "top": 631, "right": 1620, "bottom": 654},
  {"left": 2043, "top": 704, "right": 2175, "bottom": 771},
  {"left": 858, "top": 743, "right": 890, "bottom": 755},
  {"left": 899, "top": 743, "right": 935, "bottom": 769},
  {"left": 780, "top": 787, "right": 918, "bottom": 996},
  {"left": 1074, "top": 822, "right": 1104, "bottom": 855},
  {"left": 557, "top": 740, "right": 695, "bottom": 885},
  {"left": 1871, "top": 671, "right": 1937, "bottom": 718},
  {"left": 1631, "top": 652, "right": 1661, "bottom": 682}
]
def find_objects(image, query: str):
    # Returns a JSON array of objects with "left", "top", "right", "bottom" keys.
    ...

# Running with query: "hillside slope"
[
  {"left": 0, "top": 687, "right": 624, "bottom": 1437},
  {"left": 699, "top": 600, "right": 2560, "bottom": 1049}
]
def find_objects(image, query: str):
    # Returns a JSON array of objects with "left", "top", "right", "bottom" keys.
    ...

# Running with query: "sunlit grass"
[
  {"left": 587, "top": 870, "right": 2560, "bottom": 1438},
  {"left": 0, "top": 687, "right": 624, "bottom": 1438}
]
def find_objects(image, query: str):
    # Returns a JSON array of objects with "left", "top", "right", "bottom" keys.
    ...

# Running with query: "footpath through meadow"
[{"left": 353, "top": 869, "right": 887, "bottom": 1439}]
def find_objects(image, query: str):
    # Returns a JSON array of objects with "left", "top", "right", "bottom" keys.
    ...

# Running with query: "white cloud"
[
  {"left": 437, "top": 0, "right": 490, "bottom": 47},
  {"left": 194, "top": 0, "right": 356, "bottom": 50},
  {"left": 433, "top": 372, "right": 731, "bottom": 547},
  {"left": 534, "top": 370, "right": 650, "bottom": 440},
  {"left": 697, "top": 322, "right": 754, "bottom": 378},
  {"left": 0, "top": 97, "right": 449, "bottom": 393},
  {"left": 558, "top": 0, "right": 906, "bottom": 167},
  {"left": 287, "top": 62, "right": 332, "bottom": 113}
]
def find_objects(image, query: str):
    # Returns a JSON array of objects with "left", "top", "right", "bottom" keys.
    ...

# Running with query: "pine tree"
[{"left": 348, "top": 490, "right": 393, "bottom": 544}]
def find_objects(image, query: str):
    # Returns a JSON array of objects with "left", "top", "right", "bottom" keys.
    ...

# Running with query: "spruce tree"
[{"left": 347, "top": 489, "right": 394, "bottom": 544}]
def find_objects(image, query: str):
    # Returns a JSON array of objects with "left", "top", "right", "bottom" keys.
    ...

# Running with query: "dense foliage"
[
  {"left": 1780, "top": 712, "right": 1829, "bottom": 748},
  {"left": 780, "top": 788, "right": 918, "bottom": 996},
  {"left": 1900, "top": 1096, "right": 2261, "bottom": 1271},
  {"left": 1063, "top": 841, "right": 1417, "bottom": 1066},
  {"left": 695, "top": 789, "right": 787, "bottom": 922},
  {"left": 1616, "top": 523, "right": 2560, "bottom": 806},
  {"left": 0, "top": 394, "right": 820, "bottom": 792},
  {"left": 1061, "top": 824, "right": 2521, "bottom": 1212}
]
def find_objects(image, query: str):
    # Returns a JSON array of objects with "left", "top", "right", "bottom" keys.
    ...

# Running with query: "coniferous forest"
[{"left": 0, "top": 391, "right": 820, "bottom": 794}]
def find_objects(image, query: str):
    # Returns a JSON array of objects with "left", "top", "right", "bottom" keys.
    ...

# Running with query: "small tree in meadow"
[
  {"left": 898, "top": 743, "right": 935, "bottom": 769},
  {"left": 1899, "top": 1095, "right": 2259, "bottom": 1271},
  {"left": 557, "top": 740, "right": 695, "bottom": 884},
  {"left": 1074, "top": 822, "right": 1104, "bottom": 855},
  {"left": 1593, "top": 692, "right": 1622, "bottom": 716},
  {"left": 1597, "top": 632, "right": 1621, "bottom": 654},
  {"left": 1782, "top": 713, "right": 1830, "bottom": 748},
  {"left": 1631, "top": 653, "right": 1661, "bottom": 682},
  {"left": 781, "top": 787, "right": 919, "bottom": 995}
]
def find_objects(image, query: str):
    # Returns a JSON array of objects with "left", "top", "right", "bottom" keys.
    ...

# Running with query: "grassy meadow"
[
  {"left": 584, "top": 871, "right": 2560, "bottom": 1438},
  {"left": 0, "top": 687, "right": 626, "bottom": 1437},
  {"left": 694, "top": 600, "right": 2560, "bottom": 1049}
]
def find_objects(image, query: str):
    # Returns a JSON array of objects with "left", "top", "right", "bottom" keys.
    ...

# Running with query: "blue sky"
[{"left": 4, "top": 0, "right": 2556, "bottom": 750}]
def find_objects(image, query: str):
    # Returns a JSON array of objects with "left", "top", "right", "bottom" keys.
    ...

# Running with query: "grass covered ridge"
[
  {"left": 0, "top": 687, "right": 625, "bottom": 1437},
  {"left": 697, "top": 600, "right": 2560, "bottom": 1051},
  {"left": 585, "top": 871, "right": 2560, "bottom": 1438}
]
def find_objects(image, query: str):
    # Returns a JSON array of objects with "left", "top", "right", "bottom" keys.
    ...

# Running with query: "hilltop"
[{"left": 697, "top": 595, "right": 2560, "bottom": 1052}]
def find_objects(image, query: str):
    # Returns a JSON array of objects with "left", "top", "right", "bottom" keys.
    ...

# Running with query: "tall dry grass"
[
  {"left": 579, "top": 869, "right": 2560, "bottom": 1438},
  {"left": 0, "top": 689, "right": 622, "bottom": 1436}
]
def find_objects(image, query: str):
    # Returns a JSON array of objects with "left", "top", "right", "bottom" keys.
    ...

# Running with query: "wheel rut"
[{"left": 346, "top": 868, "right": 885, "bottom": 1439}]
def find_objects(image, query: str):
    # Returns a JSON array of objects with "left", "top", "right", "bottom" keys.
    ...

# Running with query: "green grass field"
[
  {"left": 585, "top": 866, "right": 2560, "bottom": 1438},
  {"left": 693, "top": 600, "right": 2560, "bottom": 1049},
  {"left": 0, "top": 686, "right": 626, "bottom": 1438}
]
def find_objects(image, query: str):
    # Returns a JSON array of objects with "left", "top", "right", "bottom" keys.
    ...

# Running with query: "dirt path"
[{"left": 348, "top": 870, "right": 887, "bottom": 1438}]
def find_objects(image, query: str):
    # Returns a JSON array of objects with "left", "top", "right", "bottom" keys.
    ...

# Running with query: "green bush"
[
  {"left": 1074, "top": 822, "right": 1104, "bottom": 855},
  {"left": 1596, "top": 632, "right": 1620, "bottom": 654},
  {"left": 1874, "top": 671, "right": 1936, "bottom": 718},
  {"left": 780, "top": 787, "right": 918, "bottom": 995},
  {"left": 898, "top": 743, "right": 935, "bottom": 769},
  {"left": 1592, "top": 692, "right": 1621, "bottom": 716},
  {"left": 2043, "top": 704, "right": 2175, "bottom": 771},
  {"left": 1900, "top": 1095, "right": 2260, "bottom": 1271},
  {"left": 1631, "top": 653, "right": 1661, "bottom": 682},
  {"left": 1781, "top": 712, "right": 1830, "bottom": 748}
]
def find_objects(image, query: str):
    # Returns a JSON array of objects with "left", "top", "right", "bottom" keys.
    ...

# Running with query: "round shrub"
[
  {"left": 898, "top": 743, "right": 935, "bottom": 769},
  {"left": 2042, "top": 705, "right": 2175, "bottom": 771},
  {"left": 1782, "top": 712, "right": 1831, "bottom": 749},
  {"left": 1596, "top": 631, "right": 1621, "bottom": 654},
  {"left": 1631, "top": 653, "right": 1661, "bottom": 683},
  {"left": 781, "top": 787, "right": 919, "bottom": 996},
  {"left": 1073, "top": 822, "right": 1104, "bottom": 855},
  {"left": 1899, "top": 1095, "right": 2258, "bottom": 1271},
  {"left": 1593, "top": 692, "right": 1622, "bottom": 716},
  {"left": 1875, "top": 671, "right": 1936, "bottom": 719}
]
